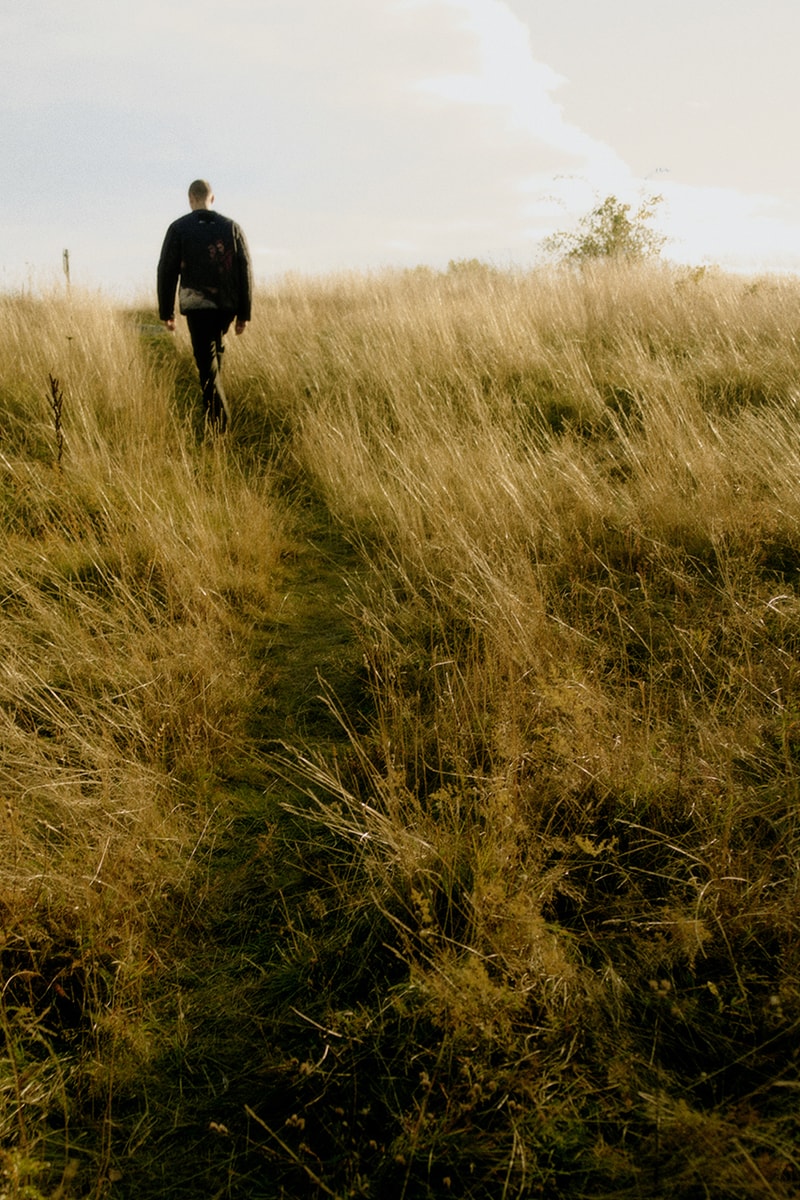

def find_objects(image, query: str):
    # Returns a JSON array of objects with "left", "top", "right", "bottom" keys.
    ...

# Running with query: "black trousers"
[{"left": 185, "top": 310, "right": 235, "bottom": 431}]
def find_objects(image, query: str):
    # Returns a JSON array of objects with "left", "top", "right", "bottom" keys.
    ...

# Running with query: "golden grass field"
[{"left": 2, "top": 261, "right": 800, "bottom": 1197}]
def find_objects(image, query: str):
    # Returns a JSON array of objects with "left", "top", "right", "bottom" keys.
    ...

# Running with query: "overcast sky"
[{"left": 2, "top": 0, "right": 797, "bottom": 297}]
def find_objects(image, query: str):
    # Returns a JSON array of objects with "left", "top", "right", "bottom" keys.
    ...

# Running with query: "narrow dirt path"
[
  {"left": 246, "top": 512, "right": 367, "bottom": 753},
  {"left": 116, "top": 508, "right": 368, "bottom": 1199}
]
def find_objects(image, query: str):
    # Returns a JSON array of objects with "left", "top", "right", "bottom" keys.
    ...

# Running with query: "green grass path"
[{"left": 111, "top": 511, "right": 366, "bottom": 1199}]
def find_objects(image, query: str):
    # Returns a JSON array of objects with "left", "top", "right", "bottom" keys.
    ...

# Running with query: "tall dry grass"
[
  {"left": 0, "top": 290, "right": 288, "bottom": 1197},
  {"left": 3, "top": 264, "right": 800, "bottom": 1198},
  {"left": 228, "top": 261, "right": 800, "bottom": 1197}
]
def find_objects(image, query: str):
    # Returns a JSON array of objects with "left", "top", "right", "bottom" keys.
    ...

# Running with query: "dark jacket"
[{"left": 157, "top": 209, "right": 252, "bottom": 322}]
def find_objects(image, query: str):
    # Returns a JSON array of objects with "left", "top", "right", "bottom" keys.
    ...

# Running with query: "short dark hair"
[{"left": 188, "top": 179, "right": 213, "bottom": 202}]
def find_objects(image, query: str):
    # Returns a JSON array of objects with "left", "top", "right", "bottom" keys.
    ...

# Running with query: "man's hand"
[
  {"left": 235, "top": 319, "right": 248, "bottom": 335},
  {"left": 164, "top": 318, "right": 176, "bottom": 332}
]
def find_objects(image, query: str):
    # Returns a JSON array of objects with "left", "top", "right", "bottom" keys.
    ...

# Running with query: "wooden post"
[{"left": 63, "top": 248, "right": 70, "bottom": 289}]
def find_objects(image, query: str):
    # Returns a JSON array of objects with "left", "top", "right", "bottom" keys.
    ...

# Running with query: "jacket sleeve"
[
  {"left": 157, "top": 223, "right": 181, "bottom": 320},
  {"left": 234, "top": 224, "right": 253, "bottom": 322}
]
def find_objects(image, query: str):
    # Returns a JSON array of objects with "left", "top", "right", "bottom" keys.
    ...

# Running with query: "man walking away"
[{"left": 157, "top": 180, "right": 252, "bottom": 432}]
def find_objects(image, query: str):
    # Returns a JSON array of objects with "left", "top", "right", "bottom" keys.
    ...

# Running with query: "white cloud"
[
  {"left": 3, "top": 0, "right": 799, "bottom": 289},
  {"left": 409, "top": 0, "right": 631, "bottom": 190},
  {"left": 402, "top": 0, "right": 800, "bottom": 274},
  {"left": 658, "top": 184, "right": 800, "bottom": 272}
]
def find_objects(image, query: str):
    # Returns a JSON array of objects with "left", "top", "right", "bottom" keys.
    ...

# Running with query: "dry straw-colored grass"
[
  {"left": 2, "top": 264, "right": 800, "bottom": 1198},
  {"left": 237, "top": 261, "right": 800, "bottom": 1197},
  {"left": 1, "top": 290, "right": 289, "bottom": 1198}
]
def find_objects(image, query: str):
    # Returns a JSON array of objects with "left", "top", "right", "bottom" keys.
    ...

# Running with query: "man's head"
[{"left": 188, "top": 179, "right": 214, "bottom": 210}]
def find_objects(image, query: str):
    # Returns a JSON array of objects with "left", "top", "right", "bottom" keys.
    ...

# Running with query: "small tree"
[{"left": 544, "top": 193, "right": 665, "bottom": 265}]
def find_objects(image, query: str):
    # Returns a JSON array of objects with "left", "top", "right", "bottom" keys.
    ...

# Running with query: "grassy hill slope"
[{"left": 2, "top": 263, "right": 800, "bottom": 1198}]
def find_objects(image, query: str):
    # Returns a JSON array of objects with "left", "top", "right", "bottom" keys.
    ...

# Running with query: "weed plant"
[{"left": 2, "top": 266, "right": 800, "bottom": 1198}]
